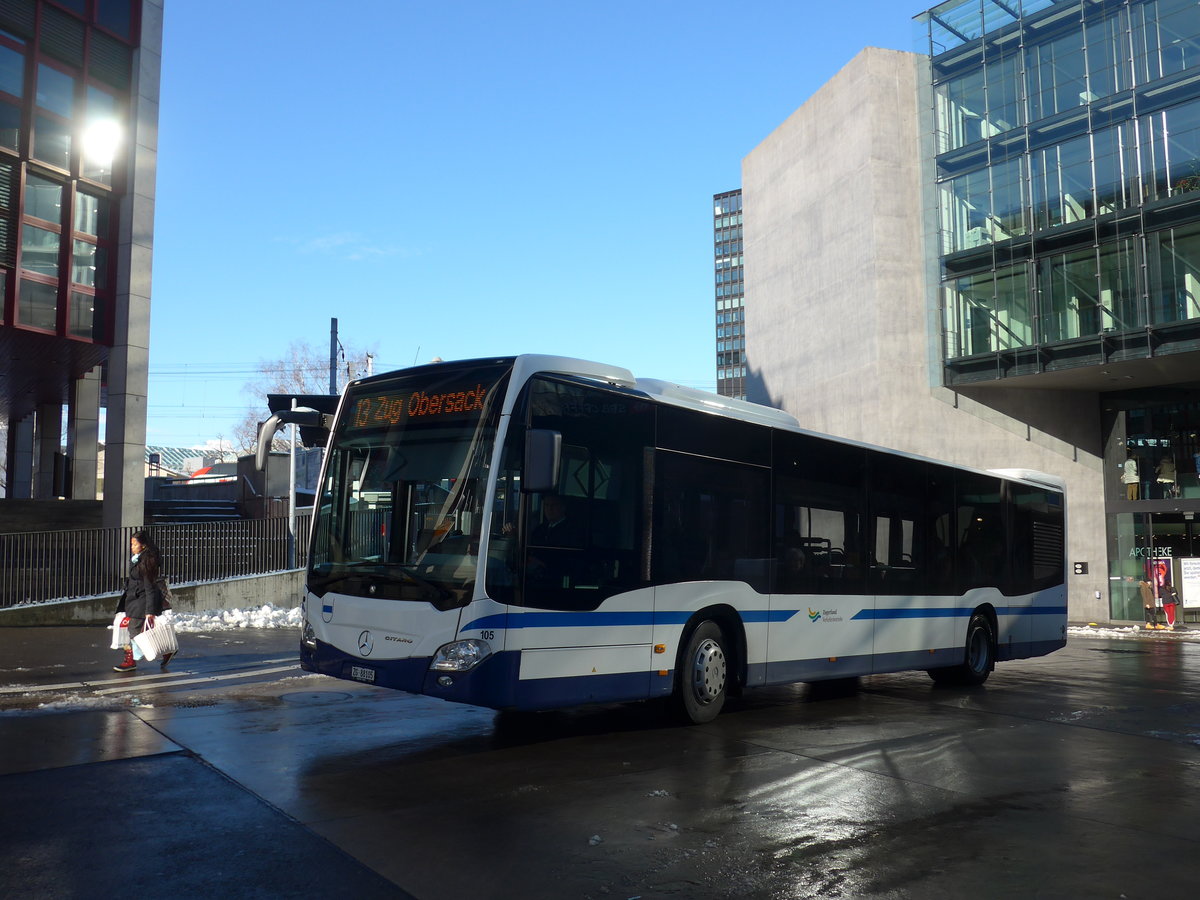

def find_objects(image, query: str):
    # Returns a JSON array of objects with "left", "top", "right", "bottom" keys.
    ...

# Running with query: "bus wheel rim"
[
  {"left": 691, "top": 638, "right": 726, "bottom": 704},
  {"left": 967, "top": 627, "right": 988, "bottom": 672}
]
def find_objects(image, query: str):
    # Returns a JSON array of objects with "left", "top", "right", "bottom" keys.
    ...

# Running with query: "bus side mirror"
[
  {"left": 524, "top": 429, "right": 561, "bottom": 493},
  {"left": 255, "top": 407, "right": 329, "bottom": 471}
]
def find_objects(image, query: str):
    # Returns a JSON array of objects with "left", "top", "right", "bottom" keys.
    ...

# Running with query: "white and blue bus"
[{"left": 260, "top": 355, "right": 1067, "bottom": 723}]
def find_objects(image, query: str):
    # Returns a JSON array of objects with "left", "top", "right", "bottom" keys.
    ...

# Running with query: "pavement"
[
  {"left": 1, "top": 620, "right": 1196, "bottom": 899},
  {"left": 0, "top": 626, "right": 415, "bottom": 899}
]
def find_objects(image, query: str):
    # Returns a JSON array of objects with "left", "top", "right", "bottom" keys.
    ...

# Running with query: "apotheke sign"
[{"left": 1129, "top": 547, "right": 1174, "bottom": 558}]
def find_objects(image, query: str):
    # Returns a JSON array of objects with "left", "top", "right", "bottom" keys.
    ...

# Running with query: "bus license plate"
[{"left": 350, "top": 665, "right": 376, "bottom": 684}]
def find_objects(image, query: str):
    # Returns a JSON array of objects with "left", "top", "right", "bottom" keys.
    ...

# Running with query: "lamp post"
[{"left": 288, "top": 398, "right": 298, "bottom": 569}]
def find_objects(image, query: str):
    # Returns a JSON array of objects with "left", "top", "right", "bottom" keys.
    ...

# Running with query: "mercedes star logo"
[{"left": 358, "top": 630, "right": 374, "bottom": 656}]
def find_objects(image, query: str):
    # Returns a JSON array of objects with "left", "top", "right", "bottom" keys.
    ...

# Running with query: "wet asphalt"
[
  {"left": 0, "top": 625, "right": 411, "bottom": 898},
  {"left": 1, "top": 624, "right": 1199, "bottom": 899}
]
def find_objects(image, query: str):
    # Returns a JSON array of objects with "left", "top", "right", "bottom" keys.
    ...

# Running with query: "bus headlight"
[
  {"left": 301, "top": 620, "right": 317, "bottom": 650},
  {"left": 430, "top": 639, "right": 492, "bottom": 672}
]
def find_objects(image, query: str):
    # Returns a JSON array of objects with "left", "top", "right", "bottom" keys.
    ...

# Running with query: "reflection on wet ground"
[{"left": 3, "top": 631, "right": 1199, "bottom": 898}]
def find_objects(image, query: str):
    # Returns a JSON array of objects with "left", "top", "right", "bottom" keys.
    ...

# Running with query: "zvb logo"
[
  {"left": 807, "top": 607, "right": 822, "bottom": 623},
  {"left": 358, "top": 630, "right": 374, "bottom": 656}
]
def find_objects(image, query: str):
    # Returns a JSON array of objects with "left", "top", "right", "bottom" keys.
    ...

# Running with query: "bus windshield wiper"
[
  {"left": 310, "top": 562, "right": 447, "bottom": 601},
  {"left": 388, "top": 565, "right": 449, "bottom": 598}
]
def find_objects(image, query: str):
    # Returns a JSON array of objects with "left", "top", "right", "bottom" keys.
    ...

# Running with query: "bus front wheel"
[
  {"left": 677, "top": 621, "right": 728, "bottom": 724},
  {"left": 928, "top": 612, "right": 995, "bottom": 687}
]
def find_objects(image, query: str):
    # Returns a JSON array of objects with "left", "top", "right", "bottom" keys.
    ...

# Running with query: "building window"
[
  {"left": 25, "top": 174, "right": 62, "bottom": 222},
  {"left": 1141, "top": 97, "right": 1200, "bottom": 202},
  {"left": 95, "top": 0, "right": 134, "bottom": 40},
  {"left": 0, "top": 41, "right": 23, "bottom": 152},
  {"left": 18, "top": 276, "right": 56, "bottom": 330},
  {"left": 1150, "top": 221, "right": 1200, "bottom": 324},
  {"left": 32, "top": 63, "right": 76, "bottom": 170},
  {"left": 82, "top": 85, "right": 118, "bottom": 184},
  {"left": 1039, "top": 248, "right": 1100, "bottom": 342},
  {"left": 1132, "top": 0, "right": 1200, "bottom": 85},
  {"left": 21, "top": 223, "right": 59, "bottom": 276},
  {"left": 68, "top": 287, "right": 102, "bottom": 339},
  {"left": 1031, "top": 134, "right": 1093, "bottom": 230},
  {"left": 941, "top": 167, "right": 991, "bottom": 252},
  {"left": 1026, "top": 29, "right": 1088, "bottom": 122}
]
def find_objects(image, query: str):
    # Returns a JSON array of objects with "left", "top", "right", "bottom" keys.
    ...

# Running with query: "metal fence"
[{"left": 0, "top": 514, "right": 312, "bottom": 609}]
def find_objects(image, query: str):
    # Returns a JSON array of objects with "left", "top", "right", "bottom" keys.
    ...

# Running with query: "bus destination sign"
[{"left": 348, "top": 383, "right": 491, "bottom": 431}]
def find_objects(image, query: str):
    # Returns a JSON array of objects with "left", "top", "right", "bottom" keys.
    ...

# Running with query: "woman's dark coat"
[{"left": 116, "top": 551, "right": 165, "bottom": 618}]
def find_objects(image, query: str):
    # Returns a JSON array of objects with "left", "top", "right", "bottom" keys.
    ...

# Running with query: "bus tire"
[
  {"left": 928, "top": 611, "right": 994, "bottom": 687},
  {"left": 676, "top": 621, "right": 728, "bottom": 724}
]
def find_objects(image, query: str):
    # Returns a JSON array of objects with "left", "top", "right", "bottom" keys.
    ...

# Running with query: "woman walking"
[{"left": 113, "top": 529, "right": 172, "bottom": 672}]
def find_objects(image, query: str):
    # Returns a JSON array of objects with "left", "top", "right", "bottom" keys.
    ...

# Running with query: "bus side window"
[
  {"left": 772, "top": 430, "right": 866, "bottom": 596},
  {"left": 867, "top": 455, "right": 926, "bottom": 594},
  {"left": 956, "top": 472, "right": 1005, "bottom": 592},
  {"left": 518, "top": 377, "right": 653, "bottom": 610},
  {"left": 653, "top": 452, "right": 770, "bottom": 591}
]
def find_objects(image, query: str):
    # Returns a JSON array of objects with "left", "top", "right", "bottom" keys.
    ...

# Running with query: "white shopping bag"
[
  {"left": 132, "top": 613, "right": 179, "bottom": 662},
  {"left": 109, "top": 613, "right": 129, "bottom": 650}
]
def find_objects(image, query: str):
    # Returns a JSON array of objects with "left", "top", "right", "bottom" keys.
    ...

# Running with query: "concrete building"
[
  {"left": 713, "top": 189, "right": 747, "bottom": 399},
  {"left": 743, "top": 46, "right": 1109, "bottom": 623},
  {"left": 743, "top": 1, "right": 1200, "bottom": 624},
  {"left": 0, "top": 0, "right": 161, "bottom": 531}
]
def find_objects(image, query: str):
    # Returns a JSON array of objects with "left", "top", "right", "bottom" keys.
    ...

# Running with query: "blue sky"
[{"left": 147, "top": 0, "right": 922, "bottom": 448}]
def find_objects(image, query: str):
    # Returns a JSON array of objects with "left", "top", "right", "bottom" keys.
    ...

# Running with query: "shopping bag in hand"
[
  {"left": 132, "top": 612, "right": 179, "bottom": 662},
  {"left": 109, "top": 613, "right": 129, "bottom": 650}
]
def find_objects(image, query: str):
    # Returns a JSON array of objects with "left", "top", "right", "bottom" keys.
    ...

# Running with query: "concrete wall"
[
  {"left": 742, "top": 48, "right": 1109, "bottom": 623},
  {"left": 0, "top": 570, "right": 303, "bottom": 626},
  {"left": 103, "top": 0, "right": 163, "bottom": 529}
]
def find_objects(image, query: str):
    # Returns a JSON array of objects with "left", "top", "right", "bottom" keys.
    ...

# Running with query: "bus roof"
[{"left": 354, "top": 355, "right": 1064, "bottom": 494}]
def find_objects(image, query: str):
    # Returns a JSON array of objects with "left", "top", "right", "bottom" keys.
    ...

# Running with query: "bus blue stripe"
[
  {"left": 461, "top": 605, "right": 1065, "bottom": 632},
  {"left": 853, "top": 606, "right": 1068, "bottom": 620}
]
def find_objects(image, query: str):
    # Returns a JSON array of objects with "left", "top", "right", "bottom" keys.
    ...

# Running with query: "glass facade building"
[
  {"left": 0, "top": 0, "right": 132, "bottom": 343},
  {"left": 0, "top": 0, "right": 158, "bottom": 528},
  {"left": 924, "top": 0, "right": 1200, "bottom": 377},
  {"left": 920, "top": 0, "right": 1200, "bottom": 621},
  {"left": 714, "top": 189, "right": 746, "bottom": 399}
]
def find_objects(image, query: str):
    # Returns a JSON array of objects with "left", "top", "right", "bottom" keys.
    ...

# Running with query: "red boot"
[{"left": 113, "top": 646, "right": 136, "bottom": 672}]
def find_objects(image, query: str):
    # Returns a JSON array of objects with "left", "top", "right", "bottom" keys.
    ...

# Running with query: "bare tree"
[{"left": 232, "top": 339, "right": 375, "bottom": 454}]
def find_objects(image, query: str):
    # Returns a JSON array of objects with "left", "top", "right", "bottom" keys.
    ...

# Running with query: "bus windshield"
[{"left": 309, "top": 360, "right": 512, "bottom": 610}]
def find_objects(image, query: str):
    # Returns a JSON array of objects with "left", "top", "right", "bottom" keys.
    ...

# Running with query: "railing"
[{"left": 0, "top": 514, "right": 312, "bottom": 609}]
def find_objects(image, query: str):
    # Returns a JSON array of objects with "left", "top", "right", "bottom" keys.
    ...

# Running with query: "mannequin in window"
[
  {"left": 1156, "top": 455, "right": 1178, "bottom": 499},
  {"left": 1123, "top": 454, "right": 1139, "bottom": 501}
]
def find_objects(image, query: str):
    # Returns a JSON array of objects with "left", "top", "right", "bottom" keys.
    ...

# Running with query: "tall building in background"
[
  {"left": 713, "top": 189, "right": 746, "bottom": 399},
  {"left": 0, "top": 0, "right": 160, "bottom": 530}
]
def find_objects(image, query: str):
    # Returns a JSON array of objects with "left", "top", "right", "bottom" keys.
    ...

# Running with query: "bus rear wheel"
[
  {"left": 677, "top": 621, "right": 728, "bottom": 724},
  {"left": 928, "top": 612, "right": 994, "bottom": 687}
]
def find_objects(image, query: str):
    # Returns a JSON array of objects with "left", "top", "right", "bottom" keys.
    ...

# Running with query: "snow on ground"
[
  {"left": 1068, "top": 623, "right": 1200, "bottom": 642},
  {"left": 168, "top": 604, "right": 302, "bottom": 632}
]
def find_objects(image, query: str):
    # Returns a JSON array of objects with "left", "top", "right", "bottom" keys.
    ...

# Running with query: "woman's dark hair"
[{"left": 132, "top": 529, "right": 162, "bottom": 583}]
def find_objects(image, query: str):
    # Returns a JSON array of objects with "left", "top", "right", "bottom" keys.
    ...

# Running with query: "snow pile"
[
  {"left": 170, "top": 603, "right": 301, "bottom": 633},
  {"left": 1069, "top": 623, "right": 1200, "bottom": 642}
]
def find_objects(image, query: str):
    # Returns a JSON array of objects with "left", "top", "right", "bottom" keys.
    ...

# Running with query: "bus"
[{"left": 259, "top": 354, "right": 1067, "bottom": 724}]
